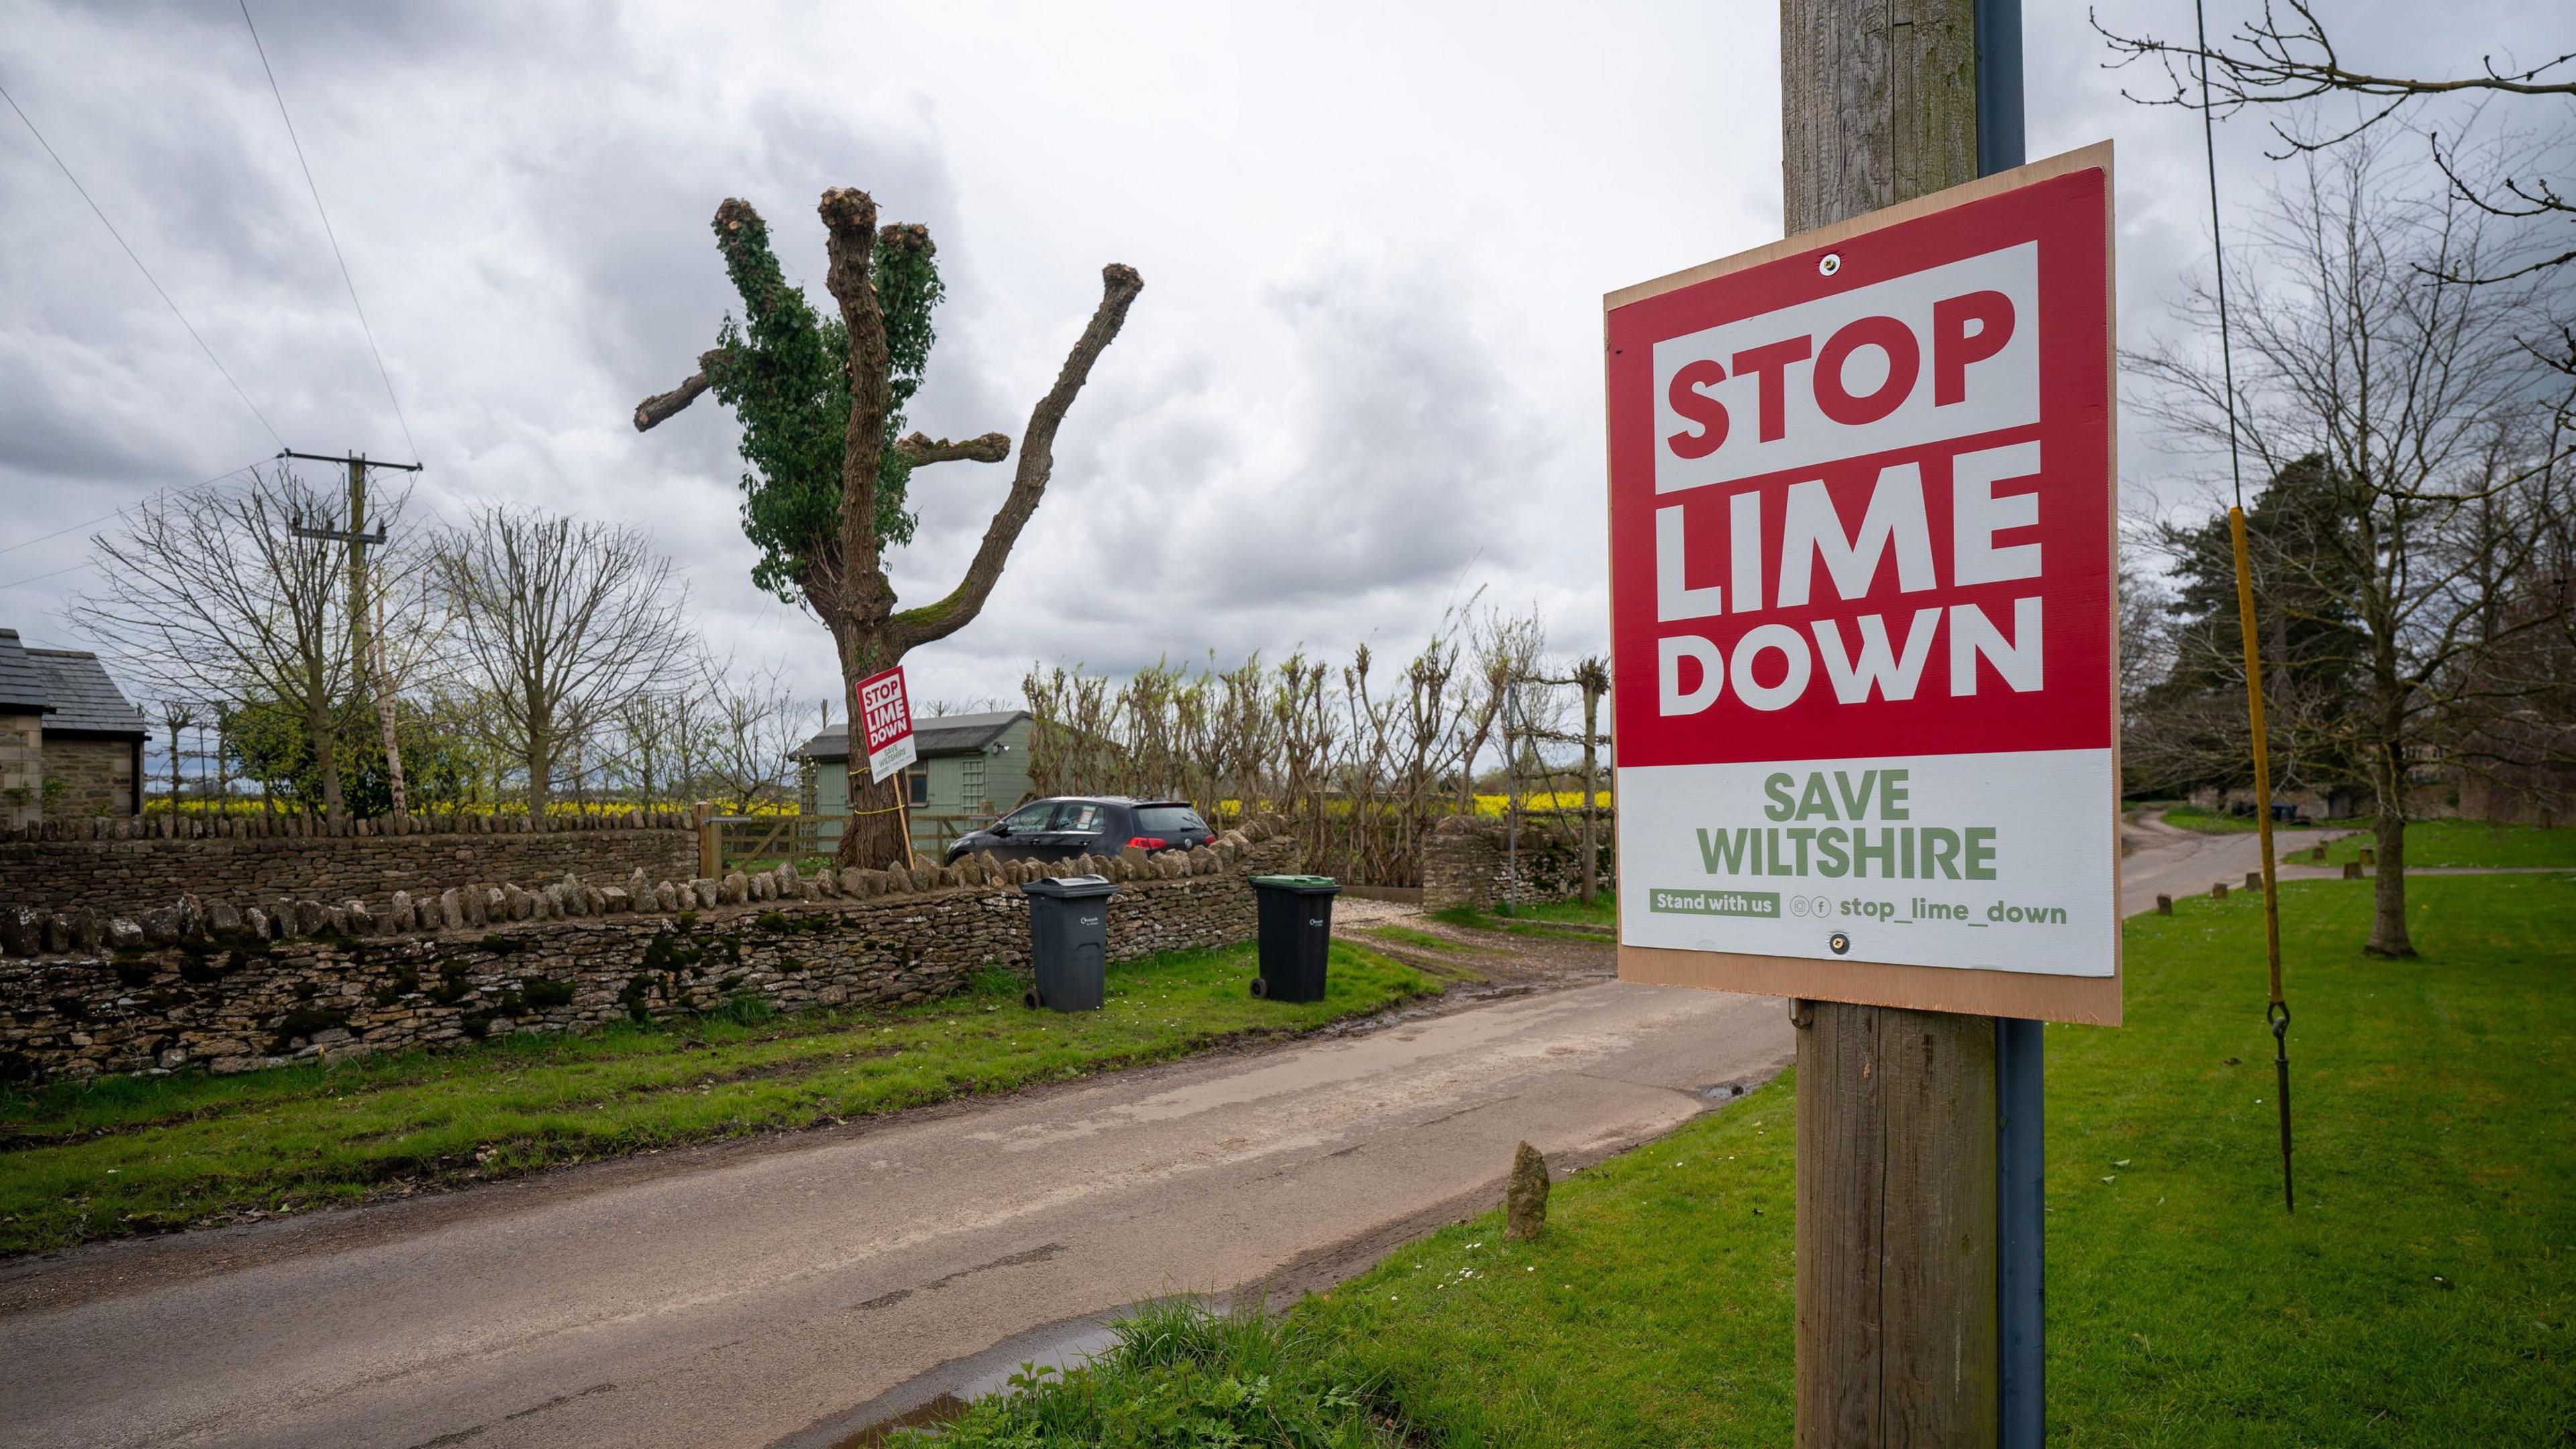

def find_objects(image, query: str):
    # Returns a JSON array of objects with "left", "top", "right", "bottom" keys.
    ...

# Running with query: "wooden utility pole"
[
  {"left": 1780, "top": 1, "right": 2000, "bottom": 1442},
  {"left": 284, "top": 449, "right": 421, "bottom": 826}
]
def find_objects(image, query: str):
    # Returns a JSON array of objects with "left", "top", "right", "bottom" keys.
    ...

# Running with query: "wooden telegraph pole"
[
  {"left": 284, "top": 449, "right": 421, "bottom": 825},
  {"left": 1780, "top": 1, "right": 2009, "bottom": 1442},
  {"left": 1619, "top": 6, "right": 2100, "bottom": 1444}
]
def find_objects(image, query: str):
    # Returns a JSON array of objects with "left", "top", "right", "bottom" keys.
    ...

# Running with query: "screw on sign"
[{"left": 1605, "top": 145, "right": 2121, "bottom": 1026}]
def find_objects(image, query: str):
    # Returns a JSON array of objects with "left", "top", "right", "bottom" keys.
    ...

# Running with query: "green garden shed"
[{"left": 795, "top": 709, "right": 1035, "bottom": 859}]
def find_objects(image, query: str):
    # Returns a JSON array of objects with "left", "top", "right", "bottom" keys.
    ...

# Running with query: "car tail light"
[{"left": 1126, "top": 836, "right": 1167, "bottom": 851}]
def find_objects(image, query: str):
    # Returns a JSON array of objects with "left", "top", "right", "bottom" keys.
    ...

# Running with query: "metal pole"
[{"left": 1976, "top": 1, "right": 2045, "bottom": 1442}]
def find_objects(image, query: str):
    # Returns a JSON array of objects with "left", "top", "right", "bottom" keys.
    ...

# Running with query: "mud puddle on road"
[
  {"left": 824, "top": 1391, "right": 967, "bottom": 1445},
  {"left": 773, "top": 1312, "right": 1125, "bottom": 1448}
]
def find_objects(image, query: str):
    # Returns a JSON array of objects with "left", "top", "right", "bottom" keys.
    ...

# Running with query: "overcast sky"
[{"left": 3, "top": 0, "right": 2567, "bottom": 720}]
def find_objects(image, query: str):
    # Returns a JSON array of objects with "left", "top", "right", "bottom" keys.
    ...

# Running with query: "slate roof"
[
  {"left": 25, "top": 648, "right": 147, "bottom": 738},
  {"left": 796, "top": 708, "right": 1028, "bottom": 763},
  {"left": 0, "top": 630, "right": 46, "bottom": 713}
]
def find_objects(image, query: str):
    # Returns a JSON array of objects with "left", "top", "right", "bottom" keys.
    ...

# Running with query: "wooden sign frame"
[{"left": 1605, "top": 142, "right": 2121, "bottom": 1026}]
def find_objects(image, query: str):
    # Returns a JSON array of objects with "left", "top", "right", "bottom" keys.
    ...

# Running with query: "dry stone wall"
[
  {"left": 0, "top": 811, "right": 698, "bottom": 920},
  {"left": 0, "top": 821, "right": 1297, "bottom": 1084},
  {"left": 1420, "top": 811, "right": 1614, "bottom": 912}
]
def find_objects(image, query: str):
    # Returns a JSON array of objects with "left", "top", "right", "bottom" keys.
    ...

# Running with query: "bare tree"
[
  {"left": 70, "top": 466, "right": 356, "bottom": 820},
  {"left": 151, "top": 698, "right": 199, "bottom": 808},
  {"left": 610, "top": 690, "right": 701, "bottom": 813},
  {"left": 2128, "top": 139, "right": 2576, "bottom": 955},
  {"left": 431, "top": 508, "right": 688, "bottom": 825},
  {"left": 2096, "top": 4, "right": 2575, "bottom": 312},
  {"left": 699, "top": 660, "right": 807, "bottom": 814},
  {"left": 1022, "top": 601, "right": 1569, "bottom": 885}
]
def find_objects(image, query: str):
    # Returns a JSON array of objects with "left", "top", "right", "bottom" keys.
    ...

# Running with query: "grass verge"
[
  {"left": 921, "top": 1298, "right": 1396, "bottom": 1448},
  {"left": 2156, "top": 804, "right": 2264, "bottom": 833},
  {"left": 1429, "top": 892, "right": 1616, "bottom": 937},
  {"left": 948, "top": 871, "right": 2576, "bottom": 1445},
  {"left": 2318, "top": 816, "right": 2576, "bottom": 869},
  {"left": 1366, "top": 924, "right": 1466, "bottom": 953},
  {"left": 0, "top": 941, "right": 1431, "bottom": 1256}
]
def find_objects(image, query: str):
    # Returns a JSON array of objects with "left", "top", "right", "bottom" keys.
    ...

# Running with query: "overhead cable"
[
  {"left": 0, "top": 78, "right": 287, "bottom": 450},
  {"left": 0, "top": 459, "right": 266, "bottom": 559},
  {"left": 237, "top": 0, "right": 421, "bottom": 463}
]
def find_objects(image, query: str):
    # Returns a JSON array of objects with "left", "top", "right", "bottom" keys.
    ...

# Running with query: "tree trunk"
[
  {"left": 841, "top": 767, "right": 912, "bottom": 870},
  {"left": 374, "top": 688, "right": 407, "bottom": 824},
  {"left": 307, "top": 669, "right": 343, "bottom": 824},
  {"left": 2365, "top": 736, "right": 2415, "bottom": 956},
  {"left": 828, "top": 613, "right": 914, "bottom": 870},
  {"left": 526, "top": 717, "right": 553, "bottom": 830}
]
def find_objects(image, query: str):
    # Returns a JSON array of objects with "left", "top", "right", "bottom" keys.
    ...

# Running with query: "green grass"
[
  {"left": 2158, "top": 804, "right": 2264, "bottom": 834},
  {"left": 1368, "top": 924, "right": 1466, "bottom": 953},
  {"left": 1510, "top": 893, "right": 1615, "bottom": 927},
  {"left": 2320, "top": 816, "right": 2576, "bottom": 869},
  {"left": 0, "top": 941, "right": 1430, "bottom": 1255},
  {"left": 960, "top": 872, "right": 2576, "bottom": 1445},
  {"left": 1430, "top": 892, "right": 1616, "bottom": 936},
  {"left": 918, "top": 1297, "right": 1394, "bottom": 1447}
]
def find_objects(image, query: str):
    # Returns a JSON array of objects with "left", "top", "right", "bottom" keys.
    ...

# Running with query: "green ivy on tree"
[{"left": 698, "top": 204, "right": 944, "bottom": 600}]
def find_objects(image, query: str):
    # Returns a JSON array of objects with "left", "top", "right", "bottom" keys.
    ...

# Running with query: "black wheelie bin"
[
  {"left": 1248, "top": 874, "right": 1340, "bottom": 1002},
  {"left": 1021, "top": 874, "right": 1118, "bottom": 1012}
]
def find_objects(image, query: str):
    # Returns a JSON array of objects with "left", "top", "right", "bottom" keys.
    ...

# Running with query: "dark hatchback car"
[{"left": 942, "top": 796, "right": 1216, "bottom": 867}]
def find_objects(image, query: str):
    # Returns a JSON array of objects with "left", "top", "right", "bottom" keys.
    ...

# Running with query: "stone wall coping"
[{"left": 1, "top": 814, "right": 1285, "bottom": 961}]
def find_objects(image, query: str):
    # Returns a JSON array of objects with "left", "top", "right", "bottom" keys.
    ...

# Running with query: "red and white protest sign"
[
  {"left": 1606, "top": 145, "right": 2120, "bottom": 1023},
  {"left": 855, "top": 664, "right": 918, "bottom": 785}
]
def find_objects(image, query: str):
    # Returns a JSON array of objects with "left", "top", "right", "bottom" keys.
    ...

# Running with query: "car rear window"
[{"left": 1134, "top": 805, "right": 1206, "bottom": 836}]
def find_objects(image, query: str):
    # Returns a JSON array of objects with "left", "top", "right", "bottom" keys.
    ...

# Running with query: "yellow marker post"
[{"left": 2229, "top": 505, "right": 2294, "bottom": 1210}]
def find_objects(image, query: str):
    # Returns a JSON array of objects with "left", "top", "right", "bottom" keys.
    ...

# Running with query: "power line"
[
  {"left": 236, "top": 0, "right": 421, "bottom": 464},
  {"left": 0, "top": 79, "right": 286, "bottom": 450},
  {"left": 2194, "top": 0, "right": 2247, "bottom": 511},
  {"left": 0, "top": 459, "right": 265, "bottom": 560},
  {"left": 0, "top": 559, "right": 97, "bottom": 593}
]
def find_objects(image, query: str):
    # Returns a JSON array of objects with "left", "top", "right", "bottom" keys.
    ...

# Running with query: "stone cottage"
[{"left": 0, "top": 629, "right": 148, "bottom": 825}]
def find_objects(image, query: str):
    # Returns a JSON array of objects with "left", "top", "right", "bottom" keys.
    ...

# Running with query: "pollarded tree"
[{"left": 635, "top": 190, "right": 1141, "bottom": 868}]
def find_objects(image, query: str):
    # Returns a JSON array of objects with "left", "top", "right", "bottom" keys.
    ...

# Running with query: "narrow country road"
[
  {"left": 0, "top": 818, "right": 2322, "bottom": 1448},
  {"left": 2118, "top": 808, "right": 2334, "bottom": 916},
  {"left": 0, "top": 925, "right": 1783, "bottom": 1449}
]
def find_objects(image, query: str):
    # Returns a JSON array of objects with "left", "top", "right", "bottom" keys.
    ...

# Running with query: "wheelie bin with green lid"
[{"left": 1248, "top": 874, "right": 1340, "bottom": 1002}]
